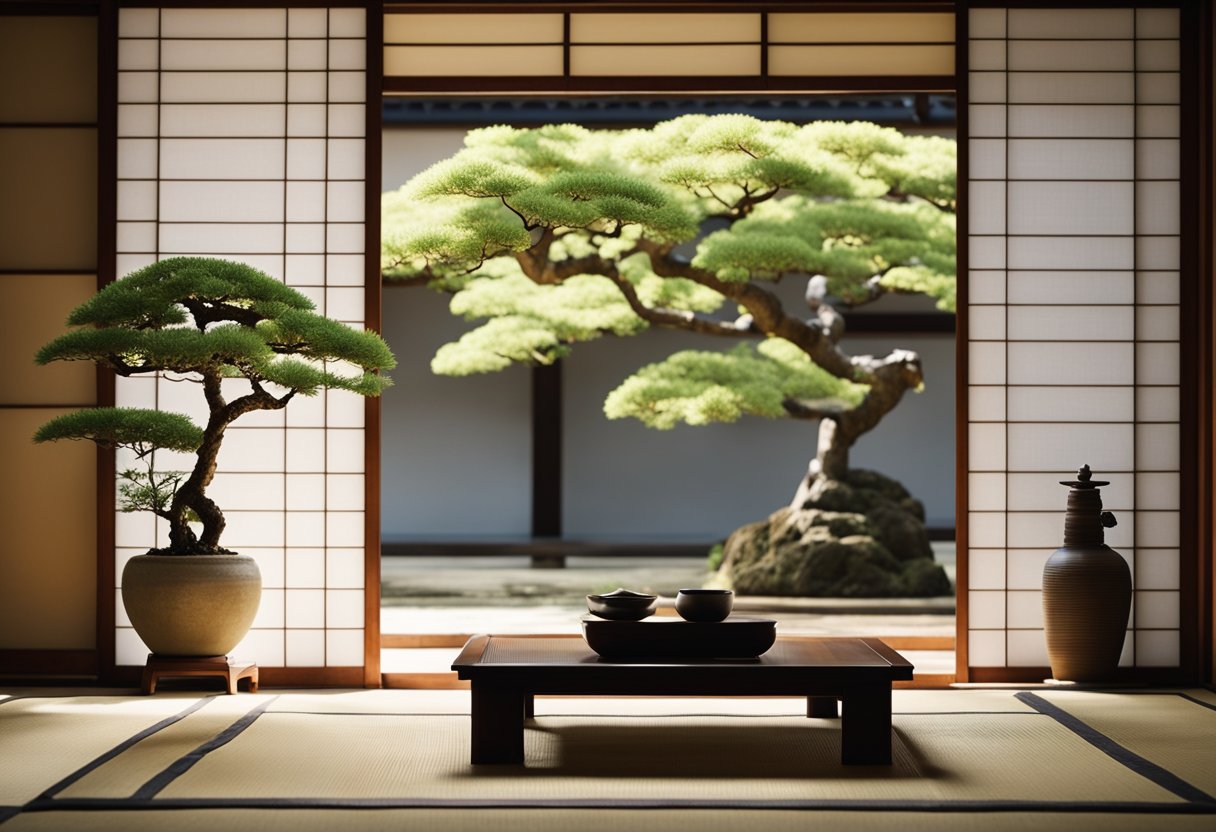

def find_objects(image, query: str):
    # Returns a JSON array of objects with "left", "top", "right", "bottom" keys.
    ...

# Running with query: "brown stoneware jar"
[{"left": 1042, "top": 465, "right": 1132, "bottom": 682}]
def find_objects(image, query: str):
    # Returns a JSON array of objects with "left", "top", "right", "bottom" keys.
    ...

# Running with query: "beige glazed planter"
[{"left": 121, "top": 554, "right": 262, "bottom": 657}]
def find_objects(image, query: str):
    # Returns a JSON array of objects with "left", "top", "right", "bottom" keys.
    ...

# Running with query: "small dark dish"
[
  {"left": 587, "top": 587, "right": 658, "bottom": 621},
  {"left": 675, "top": 588, "right": 734, "bottom": 622},
  {"left": 582, "top": 616, "right": 776, "bottom": 659}
]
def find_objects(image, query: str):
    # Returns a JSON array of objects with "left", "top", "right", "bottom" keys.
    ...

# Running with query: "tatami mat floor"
[{"left": 2, "top": 688, "right": 1214, "bottom": 831}]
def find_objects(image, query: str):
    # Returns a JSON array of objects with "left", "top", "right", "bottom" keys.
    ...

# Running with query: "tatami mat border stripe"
[
  {"left": 19, "top": 797, "right": 1216, "bottom": 814},
  {"left": 37, "top": 696, "right": 217, "bottom": 800},
  {"left": 0, "top": 696, "right": 36, "bottom": 708},
  {"left": 1176, "top": 693, "right": 1216, "bottom": 712},
  {"left": 0, "top": 807, "right": 19, "bottom": 823},
  {"left": 131, "top": 696, "right": 279, "bottom": 800},
  {"left": 1015, "top": 693, "right": 1216, "bottom": 806}
]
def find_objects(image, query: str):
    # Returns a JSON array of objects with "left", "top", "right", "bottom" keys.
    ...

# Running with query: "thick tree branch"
[
  {"left": 633, "top": 239, "right": 860, "bottom": 380},
  {"left": 782, "top": 398, "right": 849, "bottom": 421},
  {"left": 604, "top": 270, "right": 757, "bottom": 338},
  {"left": 181, "top": 298, "right": 262, "bottom": 330}
]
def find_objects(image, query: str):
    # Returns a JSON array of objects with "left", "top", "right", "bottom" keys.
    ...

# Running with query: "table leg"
[
  {"left": 840, "top": 684, "right": 892, "bottom": 765},
  {"left": 470, "top": 683, "right": 525, "bottom": 764},
  {"left": 808, "top": 696, "right": 839, "bottom": 718}
]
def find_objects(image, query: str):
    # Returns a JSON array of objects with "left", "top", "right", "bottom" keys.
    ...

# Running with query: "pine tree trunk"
[
  {"left": 790, "top": 417, "right": 855, "bottom": 509},
  {"left": 166, "top": 373, "right": 230, "bottom": 554},
  {"left": 816, "top": 418, "right": 850, "bottom": 481},
  {"left": 167, "top": 417, "right": 227, "bottom": 553},
  {"left": 788, "top": 353, "right": 917, "bottom": 509}
]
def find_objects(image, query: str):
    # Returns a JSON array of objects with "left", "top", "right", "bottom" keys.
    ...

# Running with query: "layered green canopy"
[
  {"left": 382, "top": 115, "right": 954, "bottom": 432},
  {"left": 37, "top": 257, "right": 396, "bottom": 406},
  {"left": 34, "top": 257, "right": 397, "bottom": 554}
]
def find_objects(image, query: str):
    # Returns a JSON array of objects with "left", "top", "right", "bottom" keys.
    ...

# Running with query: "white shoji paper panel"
[
  {"left": 1007, "top": 8, "right": 1132, "bottom": 39},
  {"left": 1006, "top": 306, "right": 1134, "bottom": 341},
  {"left": 1007, "top": 387, "right": 1135, "bottom": 423},
  {"left": 1008, "top": 139, "right": 1134, "bottom": 180},
  {"left": 1009, "top": 73, "right": 1133, "bottom": 104},
  {"left": 966, "top": 6, "right": 1183, "bottom": 672},
  {"left": 1006, "top": 630, "right": 1050, "bottom": 667},
  {"left": 160, "top": 8, "right": 286, "bottom": 38},
  {"left": 161, "top": 72, "right": 286, "bottom": 103},
  {"left": 114, "top": 6, "right": 369, "bottom": 672},
  {"left": 1007, "top": 272, "right": 1134, "bottom": 305},
  {"left": 160, "top": 104, "right": 286, "bottom": 137},
  {"left": 1007, "top": 40, "right": 1133, "bottom": 71}
]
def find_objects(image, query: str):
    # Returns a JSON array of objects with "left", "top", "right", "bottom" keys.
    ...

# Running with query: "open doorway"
[{"left": 376, "top": 95, "right": 957, "bottom": 683}]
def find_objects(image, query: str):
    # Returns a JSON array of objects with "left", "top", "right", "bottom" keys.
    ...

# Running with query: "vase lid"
[{"left": 1059, "top": 464, "right": 1109, "bottom": 489}]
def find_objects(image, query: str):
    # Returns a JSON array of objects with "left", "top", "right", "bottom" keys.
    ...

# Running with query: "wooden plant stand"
[{"left": 141, "top": 655, "right": 259, "bottom": 695}]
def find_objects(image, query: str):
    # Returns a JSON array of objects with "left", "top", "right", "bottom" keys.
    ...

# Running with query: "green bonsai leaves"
[
  {"left": 381, "top": 114, "right": 954, "bottom": 436},
  {"left": 604, "top": 340, "right": 868, "bottom": 430},
  {"left": 34, "top": 407, "right": 202, "bottom": 453},
  {"left": 33, "top": 257, "right": 396, "bottom": 554}
]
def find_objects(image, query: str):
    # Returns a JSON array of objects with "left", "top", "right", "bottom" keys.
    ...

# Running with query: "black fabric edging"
[
  {"left": 1015, "top": 692, "right": 1216, "bottom": 806},
  {"left": 38, "top": 695, "right": 217, "bottom": 800},
  {"left": 132, "top": 695, "right": 279, "bottom": 800},
  {"left": 20, "top": 796, "right": 1216, "bottom": 814},
  {"left": 1177, "top": 693, "right": 1216, "bottom": 713},
  {"left": 0, "top": 806, "right": 22, "bottom": 824},
  {"left": 0, "top": 696, "right": 34, "bottom": 709}
]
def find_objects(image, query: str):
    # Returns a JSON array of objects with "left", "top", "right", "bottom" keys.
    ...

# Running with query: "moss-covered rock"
[{"left": 717, "top": 469, "right": 951, "bottom": 597}]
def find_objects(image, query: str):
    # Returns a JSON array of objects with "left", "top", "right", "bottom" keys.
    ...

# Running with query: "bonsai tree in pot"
[
  {"left": 382, "top": 115, "right": 954, "bottom": 597},
  {"left": 34, "top": 257, "right": 395, "bottom": 657}
]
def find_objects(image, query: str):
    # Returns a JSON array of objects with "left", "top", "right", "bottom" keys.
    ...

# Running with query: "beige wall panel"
[
  {"left": 571, "top": 45, "right": 759, "bottom": 76},
  {"left": 569, "top": 13, "right": 760, "bottom": 43},
  {"left": 0, "top": 17, "right": 97, "bottom": 123},
  {"left": 0, "top": 129, "right": 97, "bottom": 270},
  {"left": 384, "top": 14, "right": 562, "bottom": 44},
  {"left": 384, "top": 45, "right": 563, "bottom": 77},
  {"left": 0, "top": 275, "right": 96, "bottom": 406},
  {"left": 769, "top": 45, "right": 954, "bottom": 76},
  {"left": 0, "top": 409, "right": 96, "bottom": 649},
  {"left": 769, "top": 13, "right": 955, "bottom": 43}
]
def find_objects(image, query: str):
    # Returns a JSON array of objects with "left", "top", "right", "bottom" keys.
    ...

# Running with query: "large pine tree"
[{"left": 382, "top": 115, "right": 954, "bottom": 596}]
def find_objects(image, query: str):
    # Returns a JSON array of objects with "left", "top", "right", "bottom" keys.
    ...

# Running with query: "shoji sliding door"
[
  {"left": 0, "top": 12, "right": 99, "bottom": 674},
  {"left": 964, "top": 5, "right": 1187, "bottom": 679},
  {"left": 112, "top": 4, "right": 378, "bottom": 684}
]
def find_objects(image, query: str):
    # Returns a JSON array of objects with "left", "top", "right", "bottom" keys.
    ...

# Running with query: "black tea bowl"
[
  {"left": 587, "top": 588, "right": 658, "bottom": 621},
  {"left": 675, "top": 588, "right": 734, "bottom": 622}
]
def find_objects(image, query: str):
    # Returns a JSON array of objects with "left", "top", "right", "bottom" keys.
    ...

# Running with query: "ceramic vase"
[{"left": 1042, "top": 466, "right": 1132, "bottom": 682}]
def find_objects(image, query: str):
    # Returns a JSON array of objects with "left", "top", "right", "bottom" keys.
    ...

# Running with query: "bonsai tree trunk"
[
  {"left": 789, "top": 349, "right": 923, "bottom": 509},
  {"left": 163, "top": 373, "right": 293, "bottom": 554},
  {"left": 721, "top": 350, "right": 951, "bottom": 598}
]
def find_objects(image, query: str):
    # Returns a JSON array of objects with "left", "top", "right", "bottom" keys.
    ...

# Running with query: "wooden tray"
[{"left": 581, "top": 615, "right": 777, "bottom": 659}]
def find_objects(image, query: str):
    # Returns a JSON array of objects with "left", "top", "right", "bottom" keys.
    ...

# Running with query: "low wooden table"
[{"left": 452, "top": 635, "right": 912, "bottom": 766}]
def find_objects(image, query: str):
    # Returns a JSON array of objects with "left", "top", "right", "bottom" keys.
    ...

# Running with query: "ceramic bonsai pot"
[{"left": 122, "top": 553, "right": 261, "bottom": 657}]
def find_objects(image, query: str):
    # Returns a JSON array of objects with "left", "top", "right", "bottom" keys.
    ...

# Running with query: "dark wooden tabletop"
[{"left": 453, "top": 635, "right": 913, "bottom": 680}]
